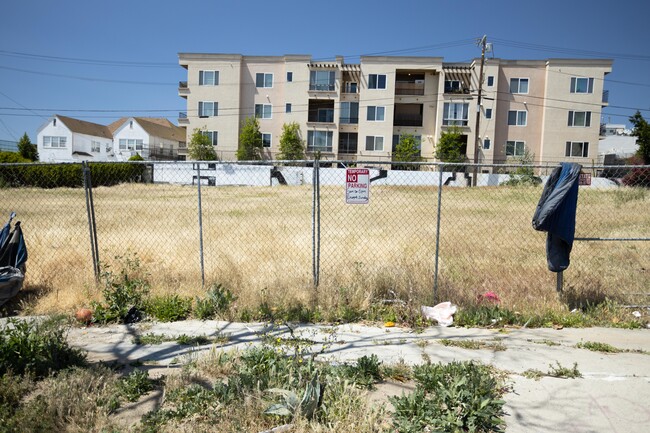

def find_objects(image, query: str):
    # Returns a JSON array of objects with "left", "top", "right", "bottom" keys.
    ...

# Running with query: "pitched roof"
[
  {"left": 56, "top": 115, "right": 112, "bottom": 139},
  {"left": 107, "top": 117, "right": 185, "bottom": 142}
]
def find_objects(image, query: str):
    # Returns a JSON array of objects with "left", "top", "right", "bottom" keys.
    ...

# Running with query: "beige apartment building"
[{"left": 178, "top": 53, "right": 612, "bottom": 166}]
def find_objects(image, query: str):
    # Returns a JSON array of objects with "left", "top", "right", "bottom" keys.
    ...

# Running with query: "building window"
[
  {"left": 339, "top": 132, "right": 358, "bottom": 153},
  {"left": 106, "top": 143, "right": 112, "bottom": 153},
  {"left": 43, "top": 136, "right": 67, "bottom": 148},
  {"left": 366, "top": 106, "right": 385, "bottom": 121},
  {"left": 307, "top": 130, "right": 333, "bottom": 152},
  {"left": 565, "top": 141, "right": 589, "bottom": 157},
  {"left": 91, "top": 141, "right": 101, "bottom": 153},
  {"left": 119, "top": 139, "right": 143, "bottom": 151},
  {"left": 201, "top": 131, "right": 218, "bottom": 146},
  {"left": 483, "top": 138, "right": 491, "bottom": 150},
  {"left": 485, "top": 108, "right": 492, "bottom": 119},
  {"left": 442, "top": 102, "right": 469, "bottom": 126},
  {"left": 287, "top": 72, "right": 293, "bottom": 82},
  {"left": 487, "top": 76, "right": 494, "bottom": 86},
  {"left": 53, "top": 118, "right": 56, "bottom": 126},
  {"left": 570, "top": 77, "right": 594, "bottom": 94},
  {"left": 340, "top": 102, "right": 359, "bottom": 124},
  {"left": 286, "top": 103, "right": 292, "bottom": 113},
  {"left": 510, "top": 78, "right": 529, "bottom": 94},
  {"left": 508, "top": 110, "right": 527, "bottom": 126},
  {"left": 256, "top": 73, "right": 273, "bottom": 88},
  {"left": 255, "top": 104, "right": 272, "bottom": 119},
  {"left": 261, "top": 133, "right": 272, "bottom": 148},
  {"left": 444, "top": 80, "right": 461, "bottom": 93},
  {"left": 368, "top": 74, "right": 387, "bottom": 89},
  {"left": 506, "top": 140, "right": 525, "bottom": 156},
  {"left": 199, "top": 70, "right": 219, "bottom": 86},
  {"left": 392, "top": 135, "right": 421, "bottom": 152},
  {"left": 568, "top": 111, "right": 591, "bottom": 127},
  {"left": 309, "top": 70, "right": 335, "bottom": 91},
  {"left": 199, "top": 101, "right": 218, "bottom": 117},
  {"left": 344, "top": 82, "right": 358, "bottom": 93},
  {"left": 365, "top": 136, "right": 384, "bottom": 151}
]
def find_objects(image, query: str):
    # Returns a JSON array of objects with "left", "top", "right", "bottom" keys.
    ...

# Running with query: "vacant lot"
[{"left": 2, "top": 182, "right": 648, "bottom": 315}]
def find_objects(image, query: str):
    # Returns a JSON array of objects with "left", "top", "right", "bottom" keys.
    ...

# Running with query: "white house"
[
  {"left": 108, "top": 117, "right": 187, "bottom": 160},
  {"left": 37, "top": 115, "right": 114, "bottom": 162}
]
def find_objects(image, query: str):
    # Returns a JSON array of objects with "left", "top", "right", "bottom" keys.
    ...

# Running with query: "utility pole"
[{"left": 472, "top": 35, "right": 487, "bottom": 187}]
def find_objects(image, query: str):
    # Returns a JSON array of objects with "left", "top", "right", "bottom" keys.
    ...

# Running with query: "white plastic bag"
[{"left": 421, "top": 302, "right": 457, "bottom": 327}]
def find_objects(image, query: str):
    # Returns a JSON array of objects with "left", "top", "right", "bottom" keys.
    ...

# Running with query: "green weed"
[
  {"left": 194, "top": 283, "right": 236, "bottom": 320},
  {"left": 145, "top": 294, "right": 192, "bottom": 322}
]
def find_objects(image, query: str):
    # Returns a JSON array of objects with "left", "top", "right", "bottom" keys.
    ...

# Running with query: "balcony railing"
[
  {"left": 444, "top": 86, "right": 470, "bottom": 94},
  {"left": 309, "top": 83, "right": 336, "bottom": 91},
  {"left": 342, "top": 82, "right": 358, "bottom": 94},
  {"left": 307, "top": 145, "right": 333, "bottom": 153},
  {"left": 179, "top": 81, "right": 188, "bottom": 89},
  {"left": 179, "top": 112, "right": 187, "bottom": 119},
  {"left": 395, "top": 82, "right": 425, "bottom": 96},
  {"left": 338, "top": 145, "right": 358, "bottom": 154},
  {"left": 394, "top": 115, "right": 423, "bottom": 127},
  {"left": 340, "top": 117, "right": 359, "bottom": 124},
  {"left": 602, "top": 90, "right": 609, "bottom": 104}
]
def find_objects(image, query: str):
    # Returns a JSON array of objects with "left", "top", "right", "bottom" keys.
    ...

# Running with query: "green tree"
[
  {"left": 17, "top": 132, "right": 38, "bottom": 161},
  {"left": 188, "top": 128, "right": 217, "bottom": 161},
  {"left": 435, "top": 126, "right": 466, "bottom": 164},
  {"left": 629, "top": 111, "right": 650, "bottom": 164},
  {"left": 392, "top": 133, "right": 421, "bottom": 170},
  {"left": 237, "top": 117, "right": 263, "bottom": 160},
  {"left": 277, "top": 122, "right": 305, "bottom": 160}
]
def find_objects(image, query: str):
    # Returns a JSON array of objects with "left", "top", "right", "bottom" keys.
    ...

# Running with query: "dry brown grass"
[{"left": 2, "top": 182, "right": 648, "bottom": 316}]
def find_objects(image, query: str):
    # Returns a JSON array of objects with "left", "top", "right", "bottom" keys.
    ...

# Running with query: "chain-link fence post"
[
  {"left": 196, "top": 163, "right": 205, "bottom": 289},
  {"left": 82, "top": 161, "right": 100, "bottom": 282},
  {"left": 433, "top": 163, "right": 444, "bottom": 303},
  {"left": 312, "top": 157, "right": 321, "bottom": 288}
]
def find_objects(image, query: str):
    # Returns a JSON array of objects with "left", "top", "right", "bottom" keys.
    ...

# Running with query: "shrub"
[
  {"left": 621, "top": 167, "right": 650, "bottom": 187},
  {"left": 0, "top": 316, "right": 86, "bottom": 378},
  {"left": 146, "top": 294, "right": 192, "bottom": 322},
  {"left": 194, "top": 283, "right": 236, "bottom": 320},
  {"left": 117, "top": 369, "right": 155, "bottom": 402}
]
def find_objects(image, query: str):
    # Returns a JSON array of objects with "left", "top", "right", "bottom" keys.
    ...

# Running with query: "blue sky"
[{"left": 1, "top": 0, "right": 649, "bottom": 142}]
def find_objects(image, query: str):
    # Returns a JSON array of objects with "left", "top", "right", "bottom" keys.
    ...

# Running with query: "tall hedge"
[{"left": 0, "top": 162, "right": 147, "bottom": 188}]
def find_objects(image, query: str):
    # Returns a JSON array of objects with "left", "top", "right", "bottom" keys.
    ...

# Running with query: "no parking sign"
[{"left": 345, "top": 168, "right": 370, "bottom": 204}]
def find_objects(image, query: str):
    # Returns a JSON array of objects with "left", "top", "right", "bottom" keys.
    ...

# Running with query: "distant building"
[
  {"left": 178, "top": 53, "right": 612, "bottom": 167},
  {"left": 36, "top": 115, "right": 186, "bottom": 163}
]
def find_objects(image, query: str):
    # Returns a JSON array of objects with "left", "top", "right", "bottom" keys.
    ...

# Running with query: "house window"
[
  {"left": 570, "top": 77, "right": 594, "bottom": 94},
  {"left": 344, "top": 82, "right": 358, "bottom": 93},
  {"left": 487, "top": 76, "right": 494, "bottom": 86},
  {"left": 339, "top": 133, "right": 358, "bottom": 153},
  {"left": 106, "top": 143, "right": 112, "bottom": 153},
  {"left": 53, "top": 118, "right": 56, "bottom": 126},
  {"left": 366, "top": 106, "right": 385, "bottom": 121},
  {"left": 485, "top": 108, "right": 492, "bottom": 119},
  {"left": 510, "top": 78, "right": 529, "bottom": 94},
  {"left": 309, "top": 70, "right": 335, "bottom": 91},
  {"left": 255, "top": 104, "right": 272, "bottom": 119},
  {"left": 201, "top": 131, "right": 218, "bottom": 146},
  {"left": 392, "top": 135, "right": 421, "bottom": 152},
  {"left": 256, "top": 73, "right": 273, "bottom": 88},
  {"left": 508, "top": 110, "right": 527, "bottom": 126},
  {"left": 444, "top": 80, "right": 461, "bottom": 93},
  {"left": 199, "top": 70, "right": 219, "bottom": 86},
  {"left": 307, "top": 131, "right": 333, "bottom": 152},
  {"left": 119, "top": 139, "right": 143, "bottom": 151},
  {"left": 442, "top": 102, "right": 469, "bottom": 126},
  {"left": 368, "top": 74, "right": 387, "bottom": 89},
  {"left": 506, "top": 140, "right": 525, "bottom": 156},
  {"left": 365, "top": 136, "right": 384, "bottom": 151},
  {"left": 199, "top": 101, "right": 218, "bottom": 117},
  {"left": 287, "top": 72, "right": 293, "bottom": 82},
  {"left": 91, "top": 141, "right": 101, "bottom": 152},
  {"left": 340, "top": 102, "right": 359, "bottom": 124},
  {"left": 261, "top": 133, "right": 272, "bottom": 148},
  {"left": 286, "top": 103, "right": 292, "bottom": 113},
  {"left": 483, "top": 138, "right": 491, "bottom": 150},
  {"left": 43, "top": 136, "right": 67, "bottom": 148},
  {"left": 565, "top": 141, "right": 589, "bottom": 157},
  {"left": 568, "top": 111, "right": 591, "bottom": 127}
]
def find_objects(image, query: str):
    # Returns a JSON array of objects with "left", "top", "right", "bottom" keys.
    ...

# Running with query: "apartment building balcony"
[
  {"left": 602, "top": 89, "right": 609, "bottom": 106},
  {"left": 178, "top": 81, "right": 189, "bottom": 98},
  {"left": 394, "top": 103, "right": 423, "bottom": 127},
  {"left": 308, "top": 100, "right": 335, "bottom": 124},
  {"left": 178, "top": 112, "right": 189, "bottom": 124},
  {"left": 338, "top": 132, "right": 358, "bottom": 155},
  {"left": 395, "top": 73, "right": 425, "bottom": 96},
  {"left": 443, "top": 65, "right": 473, "bottom": 95}
]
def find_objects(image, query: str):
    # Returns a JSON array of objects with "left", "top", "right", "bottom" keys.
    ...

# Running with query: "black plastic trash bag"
[{"left": 0, "top": 212, "right": 28, "bottom": 306}]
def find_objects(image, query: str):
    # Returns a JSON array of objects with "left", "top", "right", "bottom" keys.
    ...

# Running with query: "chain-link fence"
[{"left": 1, "top": 160, "right": 648, "bottom": 312}]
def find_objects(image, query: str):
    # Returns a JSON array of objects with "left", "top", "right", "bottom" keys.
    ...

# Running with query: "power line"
[
  {"left": 0, "top": 66, "right": 175, "bottom": 86},
  {"left": 0, "top": 50, "right": 177, "bottom": 68},
  {"left": 491, "top": 38, "right": 650, "bottom": 62}
]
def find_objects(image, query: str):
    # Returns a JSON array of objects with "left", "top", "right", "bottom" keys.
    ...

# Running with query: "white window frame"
[
  {"left": 261, "top": 133, "right": 272, "bottom": 148},
  {"left": 202, "top": 131, "right": 218, "bottom": 146},
  {"left": 368, "top": 74, "right": 387, "bottom": 89},
  {"left": 199, "top": 70, "right": 219, "bottom": 86},
  {"left": 365, "top": 135, "right": 384, "bottom": 152},
  {"left": 199, "top": 101, "right": 218, "bottom": 118},
  {"left": 510, "top": 78, "right": 529, "bottom": 94},
  {"left": 309, "top": 70, "right": 336, "bottom": 91},
  {"left": 366, "top": 106, "right": 385, "bottom": 122},
  {"left": 505, "top": 140, "right": 525, "bottom": 157},
  {"left": 91, "top": 141, "right": 101, "bottom": 153},
  {"left": 565, "top": 141, "right": 589, "bottom": 157},
  {"left": 508, "top": 110, "right": 527, "bottom": 126},
  {"left": 567, "top": 110, "right": 592, "bottom": 127},
  {"left": 444, "top": 79, "right": 461, "bottom": 92},
  {"left": 255, "top": 104, "right": 272, "bottom": 119},
  {"left": 307, "top": 130, "right": 333, "bottom": 152},
  {"left": 256, "top": 73, "right": 273, "bottom": 88},
  {"left": 106, "top": 142, "right": 113, "bottom": 153},
  {"left": 43, "top": 136, "right": 67, "bottom": 148},
  {"left": 442, "top": 102, "right": 469, "bottom": 126},
  {"left": 487, "top": 76, "right": 494, "bottom": 87},
  {"left": 286, "top": 103, "right": 292, "bottom": 113},
  {"left": 340, "top": 102, "right": 359, "bottom": 124},
  {"left": 570, "top": 77, "right": 594, "bottom": 94},
  {"left": 483, "top": 138, "right": 491, "bottom": 150}
]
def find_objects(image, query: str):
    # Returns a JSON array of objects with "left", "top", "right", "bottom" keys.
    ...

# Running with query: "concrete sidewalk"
[{"left": 67, "top": 321, "right": 650, "bottom": 433}]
